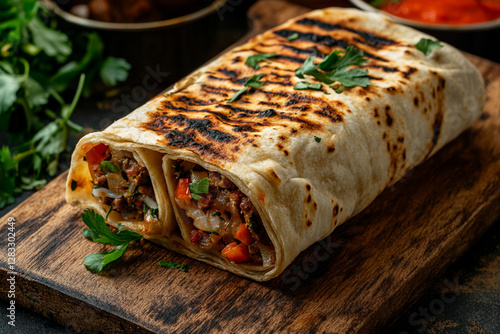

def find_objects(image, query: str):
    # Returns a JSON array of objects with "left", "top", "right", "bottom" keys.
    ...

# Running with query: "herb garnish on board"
[
  {"left": 159, "top": 261, "right": 190, "bottom": 272},
  {"left": 81, "top": 209, "right": 143, "bottom": 273}
]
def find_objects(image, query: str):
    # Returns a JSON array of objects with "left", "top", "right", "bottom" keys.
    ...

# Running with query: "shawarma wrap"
[{"left": 66, "top": 8, "right": 486, "bottom": 281}]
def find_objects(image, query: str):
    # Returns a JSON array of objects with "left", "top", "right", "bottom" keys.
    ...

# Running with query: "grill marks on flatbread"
[
  {"left": 68, "top": 7, "right": 486, "bottom": 281},
  {"left": 140, "top": 14, "right": 427, "bottom": 167}
]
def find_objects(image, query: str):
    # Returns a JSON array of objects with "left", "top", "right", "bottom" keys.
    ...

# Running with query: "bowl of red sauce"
[{"left": 350, "top": 0, "right": 500, "bottom": 30}]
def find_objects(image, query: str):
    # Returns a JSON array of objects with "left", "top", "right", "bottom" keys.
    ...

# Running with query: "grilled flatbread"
[{"left": 66, "top": 8, "right": 486, "bottom": 281}]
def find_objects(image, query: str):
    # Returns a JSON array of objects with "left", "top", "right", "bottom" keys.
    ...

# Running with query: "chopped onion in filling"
[
  {"left": 143, "top": 195, "right": 158, "bottom": 209},
  {"left": 124, "top": 183, "right": 136, "bottom": 198},
  {"left": 186, "top": 206, "right": 216, "bottom": 232},
  {"left": 172, "top": 160, "right": 275, "bottom": 266},
  {"left": 190, "top": 170, "right": 208, "bottom": 183},
  {"left": 260, "top": 245, "right": 274, "bottom": 267},
  {"left": 106, "top": 172, "right": 128, "bottom": 193},
  {"left": 86, "top": 144, "right": 160, "bottom": 234},
  {"left": 92, "top": 187, "right": 122, "bottom": 199}
]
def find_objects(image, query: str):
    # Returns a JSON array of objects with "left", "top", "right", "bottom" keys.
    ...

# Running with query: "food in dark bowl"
[
  {"left": 350, "top": 0, "right": 500, "bottom": 29},
  {"left": 374, "top": 0, "right": 500, "bottom": 25},
  {"left": 350, "top": 0, "right": 500, "bottom": 62},
  {"left": 64, "top": 0, "right": 216, "bottom": 24},
  {"left": 43, "top": 0, "right": 236, "bottom": 94}
]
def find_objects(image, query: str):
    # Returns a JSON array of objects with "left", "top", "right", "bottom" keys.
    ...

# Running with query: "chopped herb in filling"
[
  {"left": 173, "top": 160, "right": 275, "bottom": 267},
  {"left": 85, "top": 143, "right": 160, "bottom": 234}
]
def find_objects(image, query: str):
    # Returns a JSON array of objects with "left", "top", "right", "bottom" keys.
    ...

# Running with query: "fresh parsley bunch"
[{"left": 0, "top": 0, "right": 131, "bottom": 208}]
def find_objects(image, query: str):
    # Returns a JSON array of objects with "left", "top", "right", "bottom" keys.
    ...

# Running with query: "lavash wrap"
[{"left": 66, "top": 8, "right": 486, "bottom": 281}]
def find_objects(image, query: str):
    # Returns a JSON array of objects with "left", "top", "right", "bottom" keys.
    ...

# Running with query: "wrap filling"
[
  {"left": 85, "top": 143, "right": 161, "bottom": 234},
  {"left": 172, "top": 160, "right": 276, "bottom": 267}
]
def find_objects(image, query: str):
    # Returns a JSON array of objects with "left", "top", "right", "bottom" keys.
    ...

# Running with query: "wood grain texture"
[{"left": 1, "top": 2, "right": 500, "bottom": 333}]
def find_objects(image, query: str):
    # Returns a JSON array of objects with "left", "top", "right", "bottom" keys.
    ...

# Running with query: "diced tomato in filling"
[
  {"left": 173, "top": 160, "right": 275, "bottom": 266},
  {"left": 86, "top": 144, "right": 160, "bottom": 234},
  {"left": 85, "top": 143, "right": 109, "bottom": 166},
  {"left": 222, "top": 242, "right": 251, "bottom": 263},
  {"left": 175, "top": 178, "right": 192, "bottom": 209},
  {"left": 236, "top": 224, "right": 254, "bottom": 246},
  {"left": 190, "top": 229, "right": 202, "bottom": 244}
]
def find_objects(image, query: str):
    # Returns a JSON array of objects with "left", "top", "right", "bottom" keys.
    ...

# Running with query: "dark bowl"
[
  {"left": 44, "top": 0, "right": 229, "bottom": 88},
  {"left": 349, "top": 0, "right": 500, "bottom": 63}
]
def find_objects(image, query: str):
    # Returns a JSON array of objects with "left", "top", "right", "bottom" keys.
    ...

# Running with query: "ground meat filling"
[
  {"left": 85, "top": 144, "right": 160, "bottom": 234},
  {"left": 173, "top": 160, "right": 276, "bottom": 266}
]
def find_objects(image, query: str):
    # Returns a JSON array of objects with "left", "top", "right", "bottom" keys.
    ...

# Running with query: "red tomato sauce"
[{"left": 380, "top": 0, "right": 500, "bottom": 25}]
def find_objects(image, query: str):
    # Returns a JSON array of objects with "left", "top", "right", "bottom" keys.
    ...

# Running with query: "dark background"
[{"left": 1, "top": 0, "right": 498, "bottom": 333}]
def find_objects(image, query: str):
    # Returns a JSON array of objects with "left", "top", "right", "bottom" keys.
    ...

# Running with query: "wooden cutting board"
[{"left": 1, "top": 1, "right": 500, "bottom": 333}]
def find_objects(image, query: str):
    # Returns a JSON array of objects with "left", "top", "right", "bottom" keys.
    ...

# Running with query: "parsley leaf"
[
  {"left": 82, "top": 228, "right": 111, "bottom": 244},
  {"left": 81, "top": 209, "right": 143, "bottom": 273},
  {"left": 106, "top": 205, "right": 113, "bottom": 220},
  {"left": 314, "top": 136, "right": 322, "bottom": 143},
  {"left": 84, "top": 244, "right": 129, "bottom": 274},
  {"left": 99, "top": 161, "right": 120, "bottom": 174},
  {"left": 159, "top": 260, "right": 190, "bottom": 272},
  {"left": 318, "top": 46, "right": 368, "bottom": 72},
  {"left": 0, "top": 73, "right": 20, "bottom": 114},
  {"left": 295, "top": 56, "right": 333, "bottom": 84},
  {"left": 189, "top": 178, "right": 210, "bottom": 200},
  {"left": 100, "top": 57, "right": 131, "bottom": 86},
  {"left": 295, "top": 46, "right": 371, "bottom": 91},
  {"left": 316, "top": 50, "right": 342, "bottom": 72},
  {"left": 228, "top": 74, "right": 266, "bottom": 102},
  {"left": 49, "top": 32, "right": 103, "bottom": 92},
  {"left": 81, "top": 209, "right": 143, "bottom": 246},
  {"left": 294, "top": 81, "right": 322, "bottom": 91},
  {"left": 28, "top": 17, "right": 71, "bottom": 60},
  {"left": 326, "top": 67, "right": 370, "bottom": 88},
  {"left": 415, "top": 38, "right": 443, "bottom": 56},
  {"left": 287, "top": 32, "right": 299, "bottom": 41},
  {"left": 245, "top": 53, "right": 277, "bottom": 69},
  {"left": 228, "top": 87, "right": 248, "bottom": 103},
  {"left": 24, "top": 76, "right": 48, "bottom": 108},
  {"left": 244, "top": 74, "right": 266, "bottom": 87}
]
